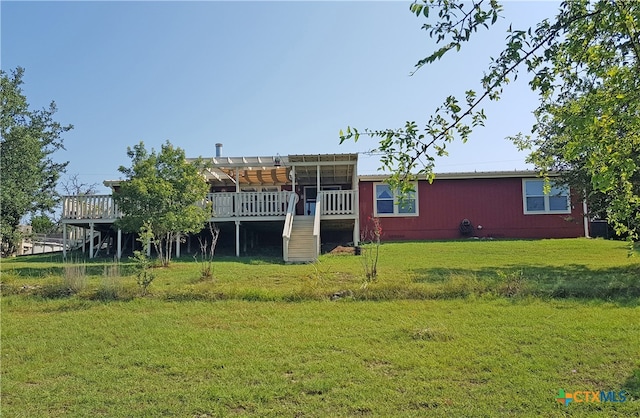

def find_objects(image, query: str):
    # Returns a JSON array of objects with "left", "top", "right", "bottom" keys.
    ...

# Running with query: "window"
[
  {"left": 523, "top": 179, "right": 570, "bottom": 214},
  {"left": 374, "top": 183, "right": 418, "bottom": 216}
]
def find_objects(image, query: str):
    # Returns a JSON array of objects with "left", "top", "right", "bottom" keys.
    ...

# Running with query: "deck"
[{"left": 61, "top": 190, "right": 358, "bottom": 224}]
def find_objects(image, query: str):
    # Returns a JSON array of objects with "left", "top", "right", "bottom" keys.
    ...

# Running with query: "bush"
[
  {"left": 63, "top": 263, "right": 87, "bottom": 294},
  {"left": 95, "top": 264, "right": 123, "bottom": 301}
]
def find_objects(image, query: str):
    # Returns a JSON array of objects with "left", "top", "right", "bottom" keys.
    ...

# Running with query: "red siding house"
[
  {"left": 60, "top": 152, "right": 588, "bottom": 262},
  {"left": 359, "top": 171, "right": 587, "bottom": 241}
]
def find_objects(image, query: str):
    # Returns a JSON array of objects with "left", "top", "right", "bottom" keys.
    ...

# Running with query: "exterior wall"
[{"left": 359, "top": 177, "right": 585, "bottom": 241}]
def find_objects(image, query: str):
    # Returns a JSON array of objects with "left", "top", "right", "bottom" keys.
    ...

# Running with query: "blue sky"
[{"left": 2, "top": 1, "right": 560, "bottom": 193}]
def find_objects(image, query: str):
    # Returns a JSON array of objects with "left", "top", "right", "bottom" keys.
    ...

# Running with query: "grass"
[
  {"left": 1, "top": 238, "right": 639, "bottom": 416},
  {"left": 2, "top": 299, "right": 638, "bottom": 417},
  {"left": 2, "top": 238, "right": 639, "bottom": 301}
]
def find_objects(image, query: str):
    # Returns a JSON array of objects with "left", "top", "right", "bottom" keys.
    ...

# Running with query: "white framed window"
[
  {"left": 373, "top": 182, "right": 418, "bottom": 217},
  {"left": 522, "top": 179, "right": 570, "bottom": 214}
]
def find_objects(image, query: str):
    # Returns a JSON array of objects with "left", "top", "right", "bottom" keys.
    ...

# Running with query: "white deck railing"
[
  {"left": 62, "top": 190, "right": 357, "bottom": 221},
  {"left": 62, "top": 191, "right": 300, "bottom": 221},
  {"left": 319, "top": 189, "right": 357, "bottom": 215},
  {"left": 207, "top": 191, "right": 293, "bottom": 218},
  {"left": 313, "top": 199, "right": 321, "bottom": 257},
  {"left": 282, "top": 193, "right": 299, "bottom": 262},
  {"left": 62, "top": 195, "right": 120, "bottom": 220}
]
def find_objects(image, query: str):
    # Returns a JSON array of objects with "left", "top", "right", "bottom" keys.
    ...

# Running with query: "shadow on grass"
[
  {"left": 3, "top": 263, "right": 138, "bottom": 279},
  {"left": 1, "top": 253, "right": 264, "bottom": 278},
  {"left": 412, "top": 264, "right": 640, "bottom": 301},
  {"left": 179, "top": 255, "right": 285, "bottom": 266},
  {"left": 623, "top": 369, "right": 640, "bottom": 400}
]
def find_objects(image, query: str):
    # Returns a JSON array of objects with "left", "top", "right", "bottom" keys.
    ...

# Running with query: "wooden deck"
[{"left": 61, "top": 190, "right": 358, "bottom": 223}]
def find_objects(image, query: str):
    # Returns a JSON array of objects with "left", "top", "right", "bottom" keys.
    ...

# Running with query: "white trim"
[
  {"left": 359, "top": 170, "right": 564, "bottom": 182},
  {"left": 522, "top": 179, "right": 571, "bottom": 215},
  {"left": 372, "top": 182, "right": 419, "bottom": 217},
  {"left": 241, "top": 186, "right": 281, "bottom": 192},
  {"left": 304, "top": 185, "right": 341, "bottom": 215}
]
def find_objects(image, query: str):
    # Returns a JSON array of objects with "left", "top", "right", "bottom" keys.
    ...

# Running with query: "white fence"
[
  {"left": 62, "top": 189, "right": 357, "bottom": 221},
  {"left": 207, "top": 191, "right": 292, "bottom": 218},
  {"left": 62, "top": 195, "right": 120, "bottom": 220},
  {"left": 319, "top": 190, "right": 357, "bottom": 215}
]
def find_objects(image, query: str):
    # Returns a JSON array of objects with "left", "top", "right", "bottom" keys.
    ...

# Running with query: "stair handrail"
[
  {"left": 313, "top": 193, "right": 322, "bottom": 258},
  {"left": 282, "top": 192, "right": 299, "bottom": 262}
]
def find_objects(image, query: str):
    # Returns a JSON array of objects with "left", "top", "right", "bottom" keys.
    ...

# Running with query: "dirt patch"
[{"left": 328, "top": 245, "right": 356, "bottom": 255}]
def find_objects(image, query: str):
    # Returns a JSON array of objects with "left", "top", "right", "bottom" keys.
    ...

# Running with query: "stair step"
[{"left": 284, "top": 216, "right": 320, "bottom": 262}]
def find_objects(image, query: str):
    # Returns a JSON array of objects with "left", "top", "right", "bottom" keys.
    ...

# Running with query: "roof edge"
[{"left": 358, "top": 170, "right": 558, "bottom": 181}]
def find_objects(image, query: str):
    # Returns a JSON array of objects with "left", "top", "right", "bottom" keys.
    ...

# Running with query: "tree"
[
  {"left": 1, "top": 67, "right": 71, "bottom": 256},
  {"left": 60, "top": 173, "right": 99, "bottom": 196},
  {"left": 30, "top": 213, "right": 56, "bottom": 234},
  {"left": 114, "top": 141, "right": 210, "bottom": 266},
  {"left": 340, "top": 0, "right": 640, "bottom": 241}
]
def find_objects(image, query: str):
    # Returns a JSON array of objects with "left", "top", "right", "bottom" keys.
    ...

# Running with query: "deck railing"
[
  {"left": 62, "top": 190, "right": 357, "bottom": 221},
  {"left": 207, "top": 191, "right": 293, "bottom": 218},
  {"left": 282, "top": 193, "right": 299, "bottom": 262},
  {"left": 319, "top": 189, "right": 357, "bottom": 215},
  {"left": 62, "top": 195, "right": 120, "bottom": 220},
  {"left": 313, "top": 199, "right": 321, "bottom": 257},
  {"left": 62, "top": 191, "right": 299, "bottom": 221}
]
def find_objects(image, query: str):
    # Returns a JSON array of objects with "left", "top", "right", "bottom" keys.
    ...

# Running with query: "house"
[
  {"left": 60, "top": 151, "right": 588, "bottom": 262},
  {"left": 358, "top": 171, "right": 587, "bottom": 241},
  {"left": 61, "top": 152, "right": 359, "bottom": 262}
]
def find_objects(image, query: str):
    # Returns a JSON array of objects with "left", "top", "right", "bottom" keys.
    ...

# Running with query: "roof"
[
  {"left": 358, "top": 170, "right": 554, "bottom": 182},
  {"left": 192, "top": 156, "right": 289, "bottom": 186},
  {"left": 287, "top": 154, "right": 357, "bottom": 185},
  {"left": 103, "top": 153, "right": 548, "bottom": 189},
  {"left": 198, "top": 153, "right": 358, "bottom": 186}
]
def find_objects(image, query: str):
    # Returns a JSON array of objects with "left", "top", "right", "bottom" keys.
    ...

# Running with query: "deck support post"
[
  {"left": 117, "top": 229, "right": 122, "bottom": 260},
  {"left": 235, "top": 221, "right": 241, "bottom": 257},
  {"left": 63, "top": 223, "right": 67, "bottom": 259},
  {"left": 89, "top": 222, "right": 95, "bottom": 259},
  {"left": 582, "top": 199, "right": 590, "bottom": 238},
  {"left": 242, "top": 228, "right": 247, "bottom": 253},
  {"left": 176, "top": 233, "right": 181, "bottom": 258}
]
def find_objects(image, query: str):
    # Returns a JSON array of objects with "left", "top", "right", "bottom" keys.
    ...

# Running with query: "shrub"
[
  {"left": 95, "top": 263, "right": 123, "bottom": 301},
  {"left": 360, "top": 216, "right": 382, "bottom": 286},
  {"left": 131, "top": 225, "right": 156, "bottom": 296},
  {"left": 63, "top": 263, "right": 87, "bottom": 294},
  {"left": 496, "top": 270, "right": 529, "bottom": 298},
  {"left": 196, "top": 222, "right": 220, "bottom": 280}
]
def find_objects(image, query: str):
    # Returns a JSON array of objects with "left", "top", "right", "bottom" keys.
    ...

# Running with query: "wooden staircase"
[{"left": 286, "top": 216, "right": 317, "bottom": 263}]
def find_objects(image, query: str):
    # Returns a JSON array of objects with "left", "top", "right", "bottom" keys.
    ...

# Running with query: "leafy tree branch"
[{"left": 341, "top": 0, "right": 640, "bottom": 241}]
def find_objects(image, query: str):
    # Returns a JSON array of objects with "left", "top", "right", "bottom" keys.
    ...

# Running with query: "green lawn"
[{"left": 1, "top": 239, "right": 639, "bottom": 416}]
